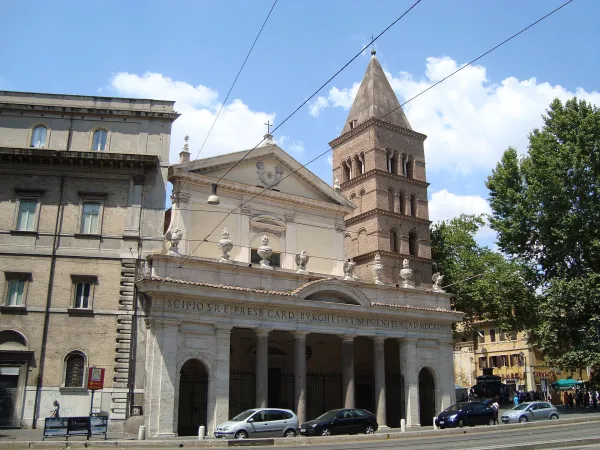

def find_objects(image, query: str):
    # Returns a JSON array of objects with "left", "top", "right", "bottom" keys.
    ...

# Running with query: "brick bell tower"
[{"left": 330, "top": 50, "right": 432, "bottom": 286}]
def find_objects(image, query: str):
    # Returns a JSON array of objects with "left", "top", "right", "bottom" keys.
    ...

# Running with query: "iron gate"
[
  {"left": 306, "top": 372, "right": 342, "bottom": 421},
  {"left": 229, "top": 369, "right": 255, "bottom": 419},
  {"left": 178, "top": 371, "right": 208, "bottom": 435}
]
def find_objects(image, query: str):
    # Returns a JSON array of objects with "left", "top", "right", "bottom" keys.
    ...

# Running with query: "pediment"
[{"left": 175, "top": 144, "right": 353, "bottom": 208}]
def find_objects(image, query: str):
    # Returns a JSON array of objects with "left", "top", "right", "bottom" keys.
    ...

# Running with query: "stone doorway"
[
  {"left": 178, "top": 359, "right": 208, "bottom": 436},
  {"left": 418, "top": 367, "right": 435, "bottom": 426}
]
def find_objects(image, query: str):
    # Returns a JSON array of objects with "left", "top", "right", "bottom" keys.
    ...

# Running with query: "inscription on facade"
[{"left": 165, "top": 300, "right": 449, "bottom": 331}]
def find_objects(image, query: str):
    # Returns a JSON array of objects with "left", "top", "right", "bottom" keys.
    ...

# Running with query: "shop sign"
[{"left": 87, "top": 367, "right": 105, "bottom": 390}]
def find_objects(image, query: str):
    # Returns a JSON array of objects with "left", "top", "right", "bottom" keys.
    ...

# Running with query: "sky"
[{"left": 2, "top": 0, "right": 599, "bottom": 248}]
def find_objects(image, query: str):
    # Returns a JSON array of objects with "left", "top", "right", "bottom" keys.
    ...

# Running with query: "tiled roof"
[{"left": 371, "top": 302, "right": 462, "bottom": 315}]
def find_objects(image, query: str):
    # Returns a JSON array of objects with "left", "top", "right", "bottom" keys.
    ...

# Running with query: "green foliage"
[
  {"left": 430, "top": 214, "right": 535, "bottom": 331},
  {"left": 486, "top": 97, "right": 600, "bottom": 372}
]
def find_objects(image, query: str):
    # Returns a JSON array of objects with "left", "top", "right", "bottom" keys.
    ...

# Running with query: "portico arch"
[
  {"left": 178, "top": 359, "right": 208, "bottom": 436},
  {"left": 418, "top": 367, "right": 436, "bottom": 426},
  {"left": 296, "top": 279, "right": 371, "bottom": 306}
]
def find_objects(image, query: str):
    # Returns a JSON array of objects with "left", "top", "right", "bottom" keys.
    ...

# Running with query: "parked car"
[
  {"left": 435, "top": 401, "right": 495, "bottom": 429},
  {"left": 300, "top": 408, "right": 378, "bottom": 436},
  {"left": 501, "top": 401, "right": 559, "bottom": 423},
  {"left": 214, "top": 408, "right": 299, "bottom": 439}
]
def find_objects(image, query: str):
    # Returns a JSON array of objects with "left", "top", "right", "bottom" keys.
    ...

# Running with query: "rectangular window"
[
  {"left": 478, "top": 356, "right": 487, "bottom": 369},
  {"left": 510, "top": 331, "right": 518, "bottom": 341},
  {"left": 4, "top": 273, "right": 30, "bottom": 307},
  {"left": 490, "top": 329, "right": 496, "bottom": 342},
  {"left": 477, "top": 330, "right": 485, "bottom": 344},
  {"left": 16, "top": 199, "right": 38, "bottom": 231},
  {"left": 489, "top": 356, "right": 498, "bottom": 368},
  {"left": 81, "top": 202, "right": 101, "bottom": 234},
  {"left": 501, "top": 355, "right": 509, "bottom": 367},
  {"left": 499, "top": 331, "right": 506, "bottom": 341},
  {"left": 74, "top": 282, "right": 91, "bottom": 308}
]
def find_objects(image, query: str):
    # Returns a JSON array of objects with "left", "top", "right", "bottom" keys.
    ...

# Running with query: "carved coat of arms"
[{"left": 256, "top": 161, "right": 283, "bottom": 188}]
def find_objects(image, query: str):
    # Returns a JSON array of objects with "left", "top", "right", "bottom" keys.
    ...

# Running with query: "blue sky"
[{"left": 2, "top": 0, "right": 599, "bottom": 247}]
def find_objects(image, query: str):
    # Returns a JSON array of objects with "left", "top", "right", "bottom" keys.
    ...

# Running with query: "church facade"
[{"left": 137, "top": 52, "right": 461, "bottom": 437}]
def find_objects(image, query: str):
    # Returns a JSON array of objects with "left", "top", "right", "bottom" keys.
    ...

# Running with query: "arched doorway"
[
  {"left": 418, "top": 367, "right": 435, "bottom": 426},
  {"left": 178, "top": 359, "right": 208, "bottom": 436}
]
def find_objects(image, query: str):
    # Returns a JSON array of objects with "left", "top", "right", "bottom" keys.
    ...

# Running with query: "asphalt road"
[{"left": 273, "top": 421, "right": 600, "bottom": 450}]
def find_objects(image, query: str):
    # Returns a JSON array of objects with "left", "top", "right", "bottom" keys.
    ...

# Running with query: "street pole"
[{"left": 90, "top": 389, "right": 95, "bottom": 416}]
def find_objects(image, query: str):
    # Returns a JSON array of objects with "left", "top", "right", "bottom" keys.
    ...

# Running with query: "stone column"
[
  {"left": 400, "top": 339, "right": 419, "bottom": 427},
  {"left": 214, "top": 326, "right": 232, "bottom": 430},
  {"left": 341, "top": 335, "right": 356, "bottom": 408},
  {"left": 373, "top": 337, "right": 387, "bottom": 427},
  {"left": 394, "top": 193, "right": 401, "bottom": 214},
  {"left": 293, "top": 331, "right": 308, "bottom": 424},
  {"left": 351, "top": 158, "right": 358, "bottom": 179},
  {"left": 405, "top": 195, "right": 412, "bottom": 216},
  {"left": 255, "top": 329, "right": 270, "bottom": 408}
]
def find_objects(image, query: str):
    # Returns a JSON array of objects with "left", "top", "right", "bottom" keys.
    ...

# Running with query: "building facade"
[
  {"left": 0, "top": 91, "right": 177, "bottom": 428},
  {"left": 136, "top": 53, "right": 460, "bottom": 437}
]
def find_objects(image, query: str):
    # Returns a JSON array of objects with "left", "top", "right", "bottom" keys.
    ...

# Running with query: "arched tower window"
[
  {"left": 390, "top": 229, "right": 399, "bottom": 253},
  {"left": 342, "top": 161, "right": 351, "bottom": 182},
  {"left": 64, "top": 351, "right": 86, "bottom": 387},
  {"left": 411, "top": 195, "right": 417, "bottom": 217},
  {"left": 402, "top": 154, "right": 408, "bottom": 176},
  {"left": 390, "top": 152, "right": 398, "bottom": 175},
  {"left": 406, "top": 156, "right": 414, "bottom": 179},
  {"left": 399, "top": 192, "right": 405, "bottom": 215},
  {"left": 408, "top": 230, "right": 418, "bottom": 256}
]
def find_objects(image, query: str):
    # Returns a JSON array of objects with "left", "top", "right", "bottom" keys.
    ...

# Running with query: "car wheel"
[
  {"left": 488, "top": 418, "right": 495, "bottom": 426},
  {"left": 234, "top": 430, "right": 248, "bottom": 439},
  {"left": 321, "top": 427, "right": 332, "bottom": 437},
  {"left": 458, "top": 420, "right": 464, "bottom": 428},
  {"left": 519, "top": 416, "right": 528, "bottom": 423},
  {"left": 284, "top": 429, "right": 297, "bottom": 438},
  {"left": 364, "top": 424, "right": 375, "bottom": 434},
  {"left": 550, "top": 414, "right": 559, "bottom": 420}
]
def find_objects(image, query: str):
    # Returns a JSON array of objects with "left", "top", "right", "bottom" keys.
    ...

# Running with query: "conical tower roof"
[{"left": 342, "top": 52, "right": 412, "bottom": 134}]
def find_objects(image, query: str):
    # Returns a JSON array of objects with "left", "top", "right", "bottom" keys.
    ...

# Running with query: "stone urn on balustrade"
[
  {"left": 257, "top": 235, "right": 273, "bottom": 269},
  {"left": 217, "top": 228, "right": 234, "bottom": 263},
  {"left": 371, "top": 253, "right": 384, "bottom": 285},
  {"left": 399, "top": 258, "right": 414, "bottom": 288}
]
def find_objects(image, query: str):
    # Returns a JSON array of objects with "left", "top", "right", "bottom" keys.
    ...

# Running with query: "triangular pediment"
[{"left": 175, "top": 144, "right": 353, "bottom": 207}]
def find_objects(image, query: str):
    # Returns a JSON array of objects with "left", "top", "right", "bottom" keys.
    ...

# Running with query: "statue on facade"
[
  {"left": 343, "top": 258, "right": 357, "bottom": 281},
  {"left": 399, "top": 258, "right": 414, "bottom": 288},
  {"left": 295, "top": 250, "right": 310, "bottom": 274},
  {"left": 371, "top": 253, "right": 384, "bottom": 285},
  {"left": 257, "top": 235, "right": 273, "bottom": 269},
  {"left": 432, "top": 272, "right": 444, "bottom": 292},
  {"left": 164, "top": 228, "right": 183, "bottom": 256},
  {"left": 217, "top": 228, "right": 234, "bottom": 263},
  {"left": 140, "top": 255, "right": 152, "bottom": 279}
]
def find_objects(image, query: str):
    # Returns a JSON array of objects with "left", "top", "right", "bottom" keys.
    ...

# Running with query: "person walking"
[
  {"left": 492, "top": 397, "right": 500, "bottom": 425},
  {"left": 592, "top": 391, "right": 598, "bottom": 409},
  {"left": 513, "top": 393, "right": 519, "bottom": 406},
  {"left": 50, "top": 400, "right": 60, "bottom": 418}
]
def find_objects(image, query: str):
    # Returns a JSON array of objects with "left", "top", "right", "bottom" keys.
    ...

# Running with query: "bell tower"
[{"left": 330, "top": 50, "right": 432, "bottom": 285}]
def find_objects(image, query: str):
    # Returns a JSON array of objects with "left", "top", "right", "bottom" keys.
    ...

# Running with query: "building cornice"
[
  {"left": 0, "top": 147, "right": 159, "bottom": 169},
  {"left": 353, "top": 250, "right": 431, "bottom": 265},
  {"left": 0, "top": 102, "right": 180, "bottom": 121},
  {"left": 169, "top": 170, "right": 354, "bottom": 215},
  {"left": 329, "top": 117, "right": 427, "bottom": 148},
  {"left": 340, "top": 169, "right": 429, "bottom": 190},
  {"left": 345, "top": 208, "right": 432, "bottom": 227}
]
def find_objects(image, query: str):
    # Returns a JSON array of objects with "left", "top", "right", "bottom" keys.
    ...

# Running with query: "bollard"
[
  {"left": 400, "top": 419, "right": 406, "bottom": 433},
  {"left": 198, "top": 425, "right": 206, "bottom": 440},
  {"left": 138, "top": 425, "right": 146, "bottom": 441},
  {"left": 432, "top": 417, "right": 437, "bottom": 430}
]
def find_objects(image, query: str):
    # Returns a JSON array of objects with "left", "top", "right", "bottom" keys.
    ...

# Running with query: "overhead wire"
[{"left": 169, "top": 0, "right": 572, "bottom": 277}]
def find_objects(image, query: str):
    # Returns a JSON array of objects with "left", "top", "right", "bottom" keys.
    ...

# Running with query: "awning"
[{"left": 551, "top": 378, "right": 583, "bottom": 390}]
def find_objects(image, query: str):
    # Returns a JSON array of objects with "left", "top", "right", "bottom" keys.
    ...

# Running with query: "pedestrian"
[
  {"left": 592, "top": 391, "right": 597, "bottom": 409},
  {"left": 492, "top": 397, "right": 500, "bottom": 425},
  {"left": 584, "top": 391, "right": 590, "bottom": 408},
  {"left": 513, "top": 393, "right": 519, "bottom": 406},
  {"left": 50, "top": 400, "right": 60, "bottom": 418},
  {"left": 568, "top": 392, "right": 574, "bottom": 409},
  {"left": 563, "top": 391, "right": 569, "bottom": 407}
]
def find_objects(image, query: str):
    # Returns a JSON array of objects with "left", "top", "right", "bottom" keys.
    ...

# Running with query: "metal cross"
[
  {"left": 370, "top": 34, "right": 375, "bottom": 51},
  {"left": 264, "top": 121, "right": 272, "bottom": 134}
]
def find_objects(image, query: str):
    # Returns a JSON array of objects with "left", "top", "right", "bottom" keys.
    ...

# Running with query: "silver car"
[
  {"left": 214, "top": 408, "right": 299, "bottom": 439},
  {"left": 501, "top": 401, "right": 559, "bottom": 423}
]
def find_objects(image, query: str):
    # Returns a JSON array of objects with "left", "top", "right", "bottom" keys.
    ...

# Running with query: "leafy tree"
[
  {"left": 430, "top": 214, "right": 535, "bottom": 331},
  {"left": 486, "top": 98, "right": 600, "bottom": 373}
]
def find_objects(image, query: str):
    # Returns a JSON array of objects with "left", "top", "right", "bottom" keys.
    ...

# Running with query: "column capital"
[
  {"left": 372, "top": 336, "right": 386, "bottom": 345},
  {"left": 255, "top": 328, "right": 271, "bottom": 338},
  {"left": 399, "top": 337, "right": 418, "bottom": 344},
  {"left": 292, "top": 330, "right": 309, "bottom": 339},
  {"left": 341, "top": 334, "right": 356, "bottom": 343},
  {"left": 215, "top": 325, "right": 232, "bottom": 333}
]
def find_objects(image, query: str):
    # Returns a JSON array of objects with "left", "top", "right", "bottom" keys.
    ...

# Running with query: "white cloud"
[
  {"left": 275, "top": 135, "right": 304, "bottom": 153},
  {"left": 429, "top": 189, "right": 495, "bottom": 242},
  {"left": 109, "top": 72, "right": 276, "bottom": 163},
  {"left": 309, "top": 57, "right": 600, "bottom": 174}
]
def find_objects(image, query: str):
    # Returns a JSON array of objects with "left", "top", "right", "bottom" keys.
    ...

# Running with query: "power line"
[
  {"left": 167, "top": 0, "right": 572, "bottom": 276},
  {"left": 214, "top": 0, "right": 424, "bottom": 184}
]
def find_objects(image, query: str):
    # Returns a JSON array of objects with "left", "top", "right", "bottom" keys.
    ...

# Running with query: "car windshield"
[
  {"left": 513, "top": 404, "right": 530, "bottom": 411},
  {"left": 232, "top": 410, "right": 255, "bottom": 421},
  {"left": 444, "top": 403, "right": 467, "bottom": 413},
  {"left": 315, "top": 410, "right": 340, "bottom": 421}
]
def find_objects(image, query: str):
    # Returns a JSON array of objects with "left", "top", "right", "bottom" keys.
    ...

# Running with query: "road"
[{"left": 273, "top": 420, "right": 600, "bottom": 450}]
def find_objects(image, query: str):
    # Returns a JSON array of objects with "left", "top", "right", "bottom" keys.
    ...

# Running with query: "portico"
[{"left": 137, "top": 256, "right": 459, "bottom": 437}]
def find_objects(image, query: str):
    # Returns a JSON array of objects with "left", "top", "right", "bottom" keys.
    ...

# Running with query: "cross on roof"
[{"left": 264, "top": 121, "right": 272, "bottom": 134}]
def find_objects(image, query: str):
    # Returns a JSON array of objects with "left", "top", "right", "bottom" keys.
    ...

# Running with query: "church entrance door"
[
  {"left": 178, "top": 359, "right": 208, "bottom": 436},
  {"left": 418, "top": 367, "right": 435, "bottom": 426}
]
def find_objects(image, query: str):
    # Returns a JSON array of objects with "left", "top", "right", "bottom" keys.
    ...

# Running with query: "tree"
[
  {"left": 430, "top": 214, "right": 535, "bottom": 331},
  {"left": 486, "top": 97, "right": 600, "bottom": 373}
]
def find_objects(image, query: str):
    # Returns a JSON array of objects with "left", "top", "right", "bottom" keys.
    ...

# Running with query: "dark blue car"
[{"left": 435, "top": 401, "right": 495, "bottom": 429}]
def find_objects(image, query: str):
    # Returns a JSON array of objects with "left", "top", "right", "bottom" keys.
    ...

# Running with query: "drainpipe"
[{"left": 32, "top": 175, "right": 65, "bottom": 428}]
